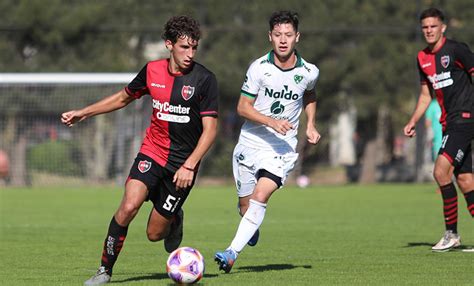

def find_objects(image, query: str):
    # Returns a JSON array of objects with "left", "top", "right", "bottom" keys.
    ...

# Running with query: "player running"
[
  {"left": 215, "top": 10, "right": 321, "bottom": 272},
  {"left": 403, "top": 8, "right": 474, "bottom": 252},
  {"left": 61, "top": 15, "right": 218, "bottom": 285}
]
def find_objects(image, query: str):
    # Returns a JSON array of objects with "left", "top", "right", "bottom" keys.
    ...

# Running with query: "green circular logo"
[{"left": 270, "top": 101, "right": 285, "bottom": 115}]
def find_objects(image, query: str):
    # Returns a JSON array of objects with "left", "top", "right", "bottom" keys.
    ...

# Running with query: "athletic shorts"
[
  {"left": 439, "top": 122, "right": 474, "bottom": 175},
  {"left": 232, "top": 143, "right": 298, "bottom": 197},
  {"left": 127, "top": 153, "right": 195, "bottom": 218}
]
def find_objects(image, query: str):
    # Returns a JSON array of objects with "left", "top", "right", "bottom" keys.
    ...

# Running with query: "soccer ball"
[{"left": 166, "top": 246, "right": 205, "bottom": 284}]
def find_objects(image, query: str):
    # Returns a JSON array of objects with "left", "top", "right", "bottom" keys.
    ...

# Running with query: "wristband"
[{"left": 182, "top": 165, "right": 195, "bottom": 172}]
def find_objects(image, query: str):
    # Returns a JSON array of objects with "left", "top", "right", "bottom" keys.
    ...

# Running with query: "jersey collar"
[
  {"left": 268, "top": 50, "right": 303, "bottom": 71},
  {"left": 426, "top": 36, "right": 447, "bottom": 54}
]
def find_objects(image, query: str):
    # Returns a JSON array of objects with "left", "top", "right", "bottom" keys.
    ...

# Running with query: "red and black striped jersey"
[
  {"left": 417, "top": 37, "right": 474, "bottom": 130},
  {"left": 125, "top": 59, "right": 218, "bottom": 172}
]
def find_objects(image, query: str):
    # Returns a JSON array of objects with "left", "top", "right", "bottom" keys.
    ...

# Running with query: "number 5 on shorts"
[{"left": 163, "top": 195, "right": 177, "bottom": 211}]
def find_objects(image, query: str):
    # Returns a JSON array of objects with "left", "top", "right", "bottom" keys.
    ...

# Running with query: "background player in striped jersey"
[
  {"left": 62, "top": 15, "right": 219, "bottom": 285},
  {"left": 403, "top": 8, "right": 474, "bottom": 252},
  {"left": 215, "top": 11, "right": 321, "bottom": 272}
]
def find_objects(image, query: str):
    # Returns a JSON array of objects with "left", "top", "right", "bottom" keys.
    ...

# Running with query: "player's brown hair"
[
  {"left": 162, "top": 15, "right": 201, "bottom": 43},
  {"left": 269, "top": 11, "right": 299, "bottom": 32},
  {"left": 419, "top": 8, "right": 445, "bottom": 23}
]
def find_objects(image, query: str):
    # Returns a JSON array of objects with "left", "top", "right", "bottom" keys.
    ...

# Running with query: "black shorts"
[
  {"left": 439, "top": 123, "right": 474, "bottom": 175},
  {"left": 128, "top": 153, "right": 195, "bottom": 218}
]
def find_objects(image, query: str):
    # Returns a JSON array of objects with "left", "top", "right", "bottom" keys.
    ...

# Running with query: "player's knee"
[
  {"left": 120, "top": 202, "right": 140, "bottom": 219},
  {"left": 147, "top": 229, "right": 166, "bottom": 242},
  {"left": 433, "top": 167, "right": 449, "bottom": 184}
]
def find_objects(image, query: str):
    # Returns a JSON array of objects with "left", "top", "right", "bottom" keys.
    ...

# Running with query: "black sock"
[
  {"left": 439, "top": 183, "right": 458, "bottom": 233},
  {"left": 100, "top": 216, "right": 128, "bottom": 275},
  {"left": 464, "top": 190, "right": 474, "bottom": 218}
]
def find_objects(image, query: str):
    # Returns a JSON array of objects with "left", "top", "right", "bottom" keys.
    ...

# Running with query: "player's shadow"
[
  {"left": 113, "top": 272, "right": 218, "bottom": 284},
  {"left": 236, "top": 264, "right": 312, "bottom": 273},
  {"left": 404, "top": 242, "right": 434, "bottom": 248}
]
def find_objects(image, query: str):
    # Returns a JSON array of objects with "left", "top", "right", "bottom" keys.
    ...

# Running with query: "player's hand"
[
  {"left": 268, "top": 119, "right": 293, "bottom": 135},
  {"left": 306, "top": 126, "right": 321, "bottom": 145},
  {"left": 61, "top": 110, "right": 86, "bottom": 127},
  {"left": 403, "top": 121, "right": 416, "bottom": 137},
  {"left": 173, "top": 166, "right": 194, "bottom": 190}
]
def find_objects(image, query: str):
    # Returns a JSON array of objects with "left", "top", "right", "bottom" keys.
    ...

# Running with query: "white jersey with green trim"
[{"left": 238, "top": 51, "right": 319, "bottom": 151}]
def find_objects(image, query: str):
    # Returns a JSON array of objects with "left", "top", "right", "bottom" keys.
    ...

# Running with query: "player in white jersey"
[{"left": 215, "top": 10, "right": 321, "bottom": 273}]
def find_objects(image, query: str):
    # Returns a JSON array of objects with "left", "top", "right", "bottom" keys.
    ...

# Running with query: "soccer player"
[
  {"left": 425, "top": 96, "right": 442, "bottom": 161},
  {"left": 214, "top": 11, "right": 321, "bottom": 272},
  {"left": 403, "top": 8, "right": 474, "bottom": 252},
  {"left": 61, "top": 15, "right": 218, "bottom": 285}
]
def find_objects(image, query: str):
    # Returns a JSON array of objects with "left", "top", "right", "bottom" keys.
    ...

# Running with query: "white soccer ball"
[{"left": 166, "top": 246, "right": 205, "bottom": 284}]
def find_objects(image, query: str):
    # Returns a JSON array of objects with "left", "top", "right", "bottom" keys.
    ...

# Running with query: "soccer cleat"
[
  {"left": 84, "top": 266, "right": 111, "bottom": 286},
  {"left": 431, "top": 230, "right": 461, "bottom": 252},
  {"left": 214, "top": 249, "right": 237, "bottom": 273},
  {"left": 164, "top": 209, "right": 184, "bottom": 253},
  {"left": 247, "top": 229, "right": 260, "bottom": 246}
]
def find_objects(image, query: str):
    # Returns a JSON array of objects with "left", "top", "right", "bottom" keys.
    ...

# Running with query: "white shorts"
[{"left": 232, "top": 143, "right": 299, "bottom": 197}]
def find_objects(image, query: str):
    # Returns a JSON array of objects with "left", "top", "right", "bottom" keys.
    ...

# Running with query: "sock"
[
  {"left": 101, "top": 216, "right": 128, "bottom": 275},
  {"left": 464, "top": 190, "right": 474, "bottom": 217},
  {"left": 439, "top": 183, "right": 458, "bottom": 233},
  {"left": 229, "top": 199, "right": 266, "bottom": 253}
]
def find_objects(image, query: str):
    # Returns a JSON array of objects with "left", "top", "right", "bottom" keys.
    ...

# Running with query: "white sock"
[{"left": 229, "top": 199, "right": 267, "bottom": 253}]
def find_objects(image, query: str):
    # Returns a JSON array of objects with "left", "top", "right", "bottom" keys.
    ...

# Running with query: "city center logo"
[
  {"left": 181, "top": 85, "right": 195, "bottom": 100},
  {"left": 270, "top": 101, "right": 285, "bottom": 115},
  {"left": 294, "top": 75, "right": 303, "bottom": 84}
]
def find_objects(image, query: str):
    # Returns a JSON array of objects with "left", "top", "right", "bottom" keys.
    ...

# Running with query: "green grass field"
[{"left": 1, "top": 183, "right": 473, "bottom": 285}]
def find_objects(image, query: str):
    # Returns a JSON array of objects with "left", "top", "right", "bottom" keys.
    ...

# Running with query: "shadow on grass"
[
  {"left": 235, "top": 264, "right": 312, "bottom": 273},
  {"left": 404, "top": 242, "right": 474, "bottom": 251},
  {"left": 113, "top": 272, "right": 218, "bottom": 284}
]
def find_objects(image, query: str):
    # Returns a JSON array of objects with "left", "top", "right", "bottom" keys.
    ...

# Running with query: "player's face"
[
  {"left": 269, "top": 23, "right": 300, "bottom": 60},
  {"left": 166, "top": 36, "right": 198, "bottom": 73},
  {"left": 421, "top": 17, "right": 446, "bottom": 47}
]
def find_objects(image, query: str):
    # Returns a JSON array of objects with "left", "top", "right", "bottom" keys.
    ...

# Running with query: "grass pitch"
[{"left": 0, "top": 183, "right": 473, "bottom": 285}]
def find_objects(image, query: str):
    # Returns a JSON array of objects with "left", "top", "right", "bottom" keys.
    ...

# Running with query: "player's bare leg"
[
  {"left": 145, "top": 206, "right": 184, "bottom": 253},
  {"left": 431, "top": 156, "right": 463, "bottom": 252},
  {"left": 85, "top": 180, "right": 148, "bottom": 285}
]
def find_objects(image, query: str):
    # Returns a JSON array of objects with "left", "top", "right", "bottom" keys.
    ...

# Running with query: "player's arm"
[
  {"left": 173, "top": 116, "right": 218, "bottom": 189},
  {"left": 237, "top": 94, "right": 293, "bottom": 135},
  {"left": 61, "top": 89, "right": 135, "bottom": 127},
  {"left": 403, "top": 84, "right": 432, "bottom": 137},
  {"left": 303, "top": 90, "right": 321, "bottom": 144}
]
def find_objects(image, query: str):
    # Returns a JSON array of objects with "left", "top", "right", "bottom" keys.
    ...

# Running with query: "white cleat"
[
  {"left": 431, "top": 230, "right": 461, "bottom": 252},
  {"left": 84, "top": 266, "right": 111, "bottom": 286}
]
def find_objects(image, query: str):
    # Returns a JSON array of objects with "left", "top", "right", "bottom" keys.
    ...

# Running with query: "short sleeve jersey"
[
  {"left": 238, "top": 51, "right": 319, "bottom": 151},
  {"left": 417, "top": 37, "right": 474, "bottom": 130},
  {"left": 125, "top": 59, "right": 218, "bottom": 172}
]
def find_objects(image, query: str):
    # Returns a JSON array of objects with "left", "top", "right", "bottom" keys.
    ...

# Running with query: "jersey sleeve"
[
  {"left": 454, "top": 42, "right": 474, "bottom": 74},
  {"left": 306, "top": 66, "right": 320, "bottom": 92},
  {"left": 417, "top": 58, "right": 429, "bottom": 85},
  {"left": 240, "top": 61, "right": 260, "bottom": 98},
  {"left": 125, "top": 64, "right": 149, "bottom": 99},
  {"left": 199, "top": 73, "right": 219, "bottom": 117}
]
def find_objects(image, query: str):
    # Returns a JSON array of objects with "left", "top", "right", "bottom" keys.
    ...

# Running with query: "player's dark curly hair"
[
  {"left": 419, "top": 8, "right": 445, "bottom": 22},
  {"left": 162, "top": 15, "right": 201, "bottom": 43},
  {"left": 269, "top": 11, "right": 299, "bottom": 32}
]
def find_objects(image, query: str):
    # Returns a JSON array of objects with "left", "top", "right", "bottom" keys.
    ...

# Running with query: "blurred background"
[{"left": 0, "top": 0, "right": 472, "bottom": 187}]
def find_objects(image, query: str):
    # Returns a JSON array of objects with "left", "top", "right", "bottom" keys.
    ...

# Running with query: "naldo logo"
[
  {"left": 265, "top": 85, "right": 298, "bottom": 100},
  {"left": 271, "top": 101, "right": 285, "bottom": 115}
]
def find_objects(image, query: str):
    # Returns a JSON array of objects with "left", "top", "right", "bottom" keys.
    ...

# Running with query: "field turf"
[{"left": 0, "top": 183, "right": 473, "bottom": 285}]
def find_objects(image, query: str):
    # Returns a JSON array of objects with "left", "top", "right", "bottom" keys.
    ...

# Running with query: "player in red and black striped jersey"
[
  {"left": 404, "top": 8, "right": 474, "bottom": 252},
  {"left": 62, "top": 15, "right": 218, "bottom": 285}
]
